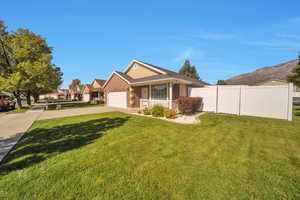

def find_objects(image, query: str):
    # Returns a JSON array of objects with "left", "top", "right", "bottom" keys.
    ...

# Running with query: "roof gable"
[
  {"left": 82, "top": 84, "right": 93, "bottom": 94},
  {"left": 124, "top": 61, "right": 162, "bottom": 79},
  {"left": 105, "top": 60, "right": 207, "bottom": 87},
  {"left": 92, "top": 79, "right": 106, "bottom": 88}
]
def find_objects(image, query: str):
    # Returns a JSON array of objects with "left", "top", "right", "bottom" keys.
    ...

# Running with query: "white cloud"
[
  {"left": 288, "top": 17, "right": 300, "bottom": 25},
  {"left": 277, "top": 33, "right": 300, "bottom": 40},
  {"left": 173, "top": 48, "right": 204, "bottom": 63},
  {"left": 168, "top": 31, "right": 236, "bottom": 42},
  {"left": 191, "top": 31, "right": 235, "bottom": 40},
  {"left": 245, "top": 39, "right": 300, "bottom": 49}
]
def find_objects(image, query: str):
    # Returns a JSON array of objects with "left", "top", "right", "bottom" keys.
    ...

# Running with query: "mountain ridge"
[{"left": 225, "top": 59, "right": 298, "bottom": 85}]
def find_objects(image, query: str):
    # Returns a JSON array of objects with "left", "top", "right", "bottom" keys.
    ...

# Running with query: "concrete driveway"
[{"left": 0, "top": 112, "right": 6, "bottom": 118}]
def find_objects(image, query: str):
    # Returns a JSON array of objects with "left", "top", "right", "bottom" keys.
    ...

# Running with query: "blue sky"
[{"left": 2, "top": 0, "right": 300, "bottom": 88}]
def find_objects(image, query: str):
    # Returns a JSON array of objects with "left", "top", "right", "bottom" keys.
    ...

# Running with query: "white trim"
[
  {"left": 130, "top": 78, "right": 193, "bottom": 86},
  {"left": 103, "top": 71, "right": 130, "bottom": 88},
  {"left": 123, "top": 59, "right": 167, "bottom": 75},
  {"left": 169, "top": 82, "right": 173, "bottom": 109}
]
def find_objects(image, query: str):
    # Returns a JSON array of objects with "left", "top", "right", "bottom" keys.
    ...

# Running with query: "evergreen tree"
[
  {"left": 178, "top": 60, "right": 200, "bottom": 80},
  {"left": 217, "top": 80, "right": 227, "bottom": 85},
  {"left": 288, "top": 53, "right": 300, "bottom": 88}
]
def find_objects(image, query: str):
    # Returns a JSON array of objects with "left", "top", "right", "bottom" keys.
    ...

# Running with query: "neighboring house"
[
  {"left": 254, "top": 79, "right": 300, "bottom": 92},
  {"left": 70, "top": 85, "right": 84, "bottom": 101},
  {"left": 82, "top": 79, "right": 106, "bottom": 102},
  {"left": 258, "top": 79, "right": 288, "bottom": 86},
  {"left": 39, "top": 89, "right": 70, "bottom": 100},
  {"left": 103, "top": 60, "right": 206, "bottom": 109}
]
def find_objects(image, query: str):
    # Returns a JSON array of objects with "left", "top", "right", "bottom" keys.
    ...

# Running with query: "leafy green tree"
[
  {"left": 179, "top": 60, "right": 200, "bottom": 80},
  {"left": 0, "top": 20, "right": 63, "bottom": 107},
  {"left": 288, "top": 53, "right": 300, "bottom": 88},
  {"left": 69, "top": 79, "right": 81, "bottom": 90},
  {"left": 217, "top": 80, "right": 227, "bottom": 85}
]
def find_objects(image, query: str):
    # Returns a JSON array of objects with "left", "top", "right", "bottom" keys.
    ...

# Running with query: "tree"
[
  {"left": 0, "top": 20, "right": 63, "bottom": 107},
  {"left": 217, "top": 80, "right": 227, "bottom": 85},
  {"left": 178, "top": 60, "right": 200, "bottom": 80},
  {"left": 69, "top": 79, "right": 81, "bottom": 100},
  {"left": 288, "top": 53, "right": 300, "bottom": 88},
  {"left": 69, "top": 79, "right": 81, "bottom": 90}
]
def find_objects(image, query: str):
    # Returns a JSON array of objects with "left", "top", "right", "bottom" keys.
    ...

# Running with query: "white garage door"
[
  {"left": 83, "top": 94, "right": 90, "bottom": 102},
  {"left": 108, "top": 91, "right": 127, "bottom": 108}
]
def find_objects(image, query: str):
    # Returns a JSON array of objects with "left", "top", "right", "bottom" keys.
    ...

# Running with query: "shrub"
[
  {"left": 177, "top": 97, "right": 202, "bottom": 114},
  {"left": 164, "top": 109, "right": 177, "bottom": 119},
  {"left": 143, "top": 107, "right": 151, "bottom": 115},
  {"left": 99, "top": 99, "right": 105, "bottom": 104},
  {"left": 151, "top": 104, "right": 165, "bottom": 117},
  {"left": 90, "top": 100, "right": 100, "bottom": 104}
]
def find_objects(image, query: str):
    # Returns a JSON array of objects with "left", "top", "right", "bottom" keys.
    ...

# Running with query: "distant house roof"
[
  {"left": 104, "top": 60, "right": 208, "bottom": 87},
  {"left": 93, "top": 79, "right": 106, "bottom": 86}
]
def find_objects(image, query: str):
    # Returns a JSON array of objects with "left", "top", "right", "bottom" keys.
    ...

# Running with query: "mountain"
[{"left": 225, "top": 59, "right": 298, "bottom": 85}]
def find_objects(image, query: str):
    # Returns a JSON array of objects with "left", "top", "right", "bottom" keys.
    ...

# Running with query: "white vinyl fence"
[{"left": 189, "top": 83, "right": 294, "bottom": 121}]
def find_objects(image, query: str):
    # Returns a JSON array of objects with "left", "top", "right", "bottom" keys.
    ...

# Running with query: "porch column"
[
  {"left": 169, "top": 82, "right": 173, "bottom": 109},
  {"left": 149, "top": 84, "right": 152, "bottom": 100}
]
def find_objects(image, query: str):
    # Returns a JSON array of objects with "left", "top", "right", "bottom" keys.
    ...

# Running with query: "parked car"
[{"left": 0, "top": 93, "right": 16, "bottom": 111}]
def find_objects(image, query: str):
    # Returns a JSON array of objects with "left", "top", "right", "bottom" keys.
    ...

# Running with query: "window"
[
  {"left": 141, "top": 87, "right": 148, "bottom": 99},
  {"left": 151, "top": 84, "right": 167, "bottom": 100}
]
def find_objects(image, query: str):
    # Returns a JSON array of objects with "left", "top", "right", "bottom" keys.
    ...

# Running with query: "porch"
[{"left": 131, "top": 81, "right": 189, "bottom": 109}]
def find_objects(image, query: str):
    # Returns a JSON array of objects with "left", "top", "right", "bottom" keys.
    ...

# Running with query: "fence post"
[
  {"left": 287, "top": 83, "right": 293, "bottom": 121},
  {"left": 216, "top": 85, "right": 219, "bottom": 113},
  {"left": 238, "top": 86, "right": 242, "bottom": 116}
]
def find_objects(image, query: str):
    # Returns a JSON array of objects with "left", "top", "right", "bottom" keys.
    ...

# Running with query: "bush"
[
  {"left": 90, "top": 100, "right": 100, "bottom": 104},
  {"left": 99, "top": 99, "right": 105, "bottom": 104},
  {"left": 151, "top": 104, "right": 165, "bottom": 117},
  {"left": 143, "top": 107, "right": 151, "bottom": 115},
  {"left": 177, "top": 97, "right": 202, "bottom": 114},
  {"left": 164, "top": 109, "right": 177, "bottom": 119}
]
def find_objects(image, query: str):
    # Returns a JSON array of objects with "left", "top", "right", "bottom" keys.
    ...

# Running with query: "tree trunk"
[
  {"left": 13, "top": 91, "right": 22, "bottom": 109},
  {"left": 33, "top": 93, "right": 39, "bottom": 103},
  {"left": 26, "top": 91, "right": 31, "bottom": 106}
]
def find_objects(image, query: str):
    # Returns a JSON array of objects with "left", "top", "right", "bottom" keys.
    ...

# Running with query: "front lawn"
[
  {"left": 7, "top": 106, "right": 30, "bottom": 114},
  {"left": 46, "top": 102, "right": 104, "bottom": 110},
  {"left": 294, "top": 100, "right": 300, "bottom": 122},
  {"left": 0, "top": 110, "right": 300, "bottom": 199}
]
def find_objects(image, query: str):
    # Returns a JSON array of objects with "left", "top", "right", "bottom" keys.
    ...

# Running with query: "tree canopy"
[
  {"left": 178, "top": 60, "right": 200, "bottom": 80},
  {"left": 0, "top": 20, "right": 63, "bottom": 107},
  {"left": 288, "top": 53, "right": 300, "bottom": 88},
  {"left": 69, "top": 79, "right": 81, "bottom": 91}
]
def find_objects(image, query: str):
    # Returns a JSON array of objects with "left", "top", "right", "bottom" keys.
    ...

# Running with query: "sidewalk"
[
  {"left": 0, "top": 108, "right": 43, "bottom": 162},
  {"left": 38, "top": 106, "right": 134, "bottom": 120}
]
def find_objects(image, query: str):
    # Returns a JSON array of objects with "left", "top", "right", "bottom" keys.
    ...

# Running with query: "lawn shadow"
[{"left": 0, "top": 116, "right": 129, "bottom": 175}]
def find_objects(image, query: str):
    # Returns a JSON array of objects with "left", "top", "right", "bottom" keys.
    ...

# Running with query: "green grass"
[
  {"left": 46, "top": 102, "right": 104, "bottom": 110},
  {"left": 294, "top": 101, "right": 300, "bottom": 122},
  {"left": 7, "top": 107, "right": 30, "bottom": 114},
  {"left": 0, "top": 107, "right": 300, "bottom": 199}
]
